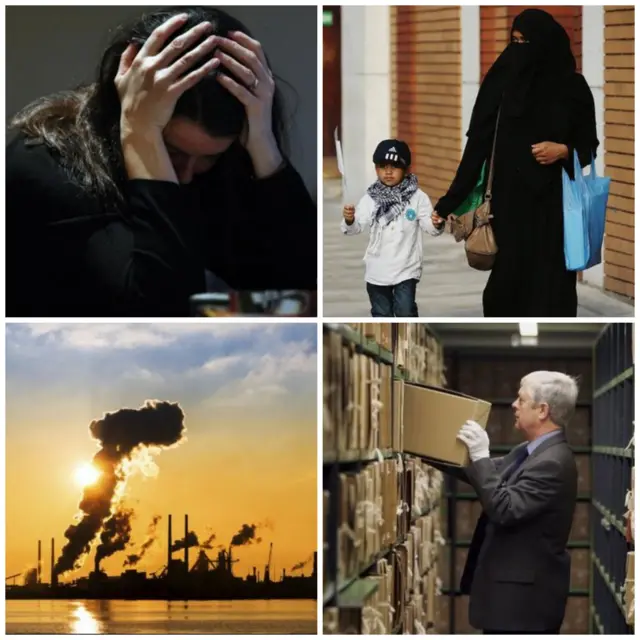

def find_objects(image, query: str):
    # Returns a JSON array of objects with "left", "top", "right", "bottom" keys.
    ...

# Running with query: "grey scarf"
[{"left": 367, "top": 173, "right": 419, "bottom": 226}]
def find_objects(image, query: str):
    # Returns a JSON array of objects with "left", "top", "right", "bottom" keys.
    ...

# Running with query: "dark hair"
[{"left": 10, "top": 6, "right": 288, "bottom": 207}]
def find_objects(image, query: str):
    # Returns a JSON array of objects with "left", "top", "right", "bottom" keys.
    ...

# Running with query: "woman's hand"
[
  {"left": 116, "top": 14, "right": 220, "bottom": 137},
  {"left": 531, "top": 142, "right": 569, "bottom": 166},
  {"left": 214, "top": 32, "right": 283, "bottom": 178}
]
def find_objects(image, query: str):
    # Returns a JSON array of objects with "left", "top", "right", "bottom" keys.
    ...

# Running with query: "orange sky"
[{"left": 6, "top": 324, "right": 317, "bottom": 583}]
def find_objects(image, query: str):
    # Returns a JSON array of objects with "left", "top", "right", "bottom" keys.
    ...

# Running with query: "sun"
[{"left": 74, "top": 463, "right": 101, "bottom": 488}]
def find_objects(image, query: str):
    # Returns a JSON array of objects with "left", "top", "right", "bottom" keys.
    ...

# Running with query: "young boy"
[{"left": 341, "top": 139, "right": 445, "bottom": 317}]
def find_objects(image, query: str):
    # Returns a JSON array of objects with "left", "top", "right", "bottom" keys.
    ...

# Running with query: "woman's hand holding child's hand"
[{"left": 431, "top": 211, "right": 445, "bottom": 228}]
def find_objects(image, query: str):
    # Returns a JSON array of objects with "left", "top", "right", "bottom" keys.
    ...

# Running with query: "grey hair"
[{"left": 520, "top": 370, "right": 579, "bottom": 428}]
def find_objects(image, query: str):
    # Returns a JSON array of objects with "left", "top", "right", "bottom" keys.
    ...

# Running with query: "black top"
[{"left": 6, "top": 135, "right": 317, "bottom": 317}]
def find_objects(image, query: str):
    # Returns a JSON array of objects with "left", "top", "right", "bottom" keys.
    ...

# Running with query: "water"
[{"left": 6, "top": 599, "right": 317, "bottom": 634}]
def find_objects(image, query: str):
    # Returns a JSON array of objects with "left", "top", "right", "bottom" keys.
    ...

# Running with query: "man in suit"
[{"left": 447, "top": 371, "right": 579, "bottom": 633}]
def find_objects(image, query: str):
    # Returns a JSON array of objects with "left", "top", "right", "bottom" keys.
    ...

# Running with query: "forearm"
[
  {"left": 246, "top": 134, "right": 284, "bottom": 179},
  {"left": 121, "top": 124, "right": 178, "bottom": 183}
]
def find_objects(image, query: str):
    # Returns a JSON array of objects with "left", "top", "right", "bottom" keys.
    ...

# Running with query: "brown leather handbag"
[{"left": 446, "top": 109, "right": 501, "bottom": 271}]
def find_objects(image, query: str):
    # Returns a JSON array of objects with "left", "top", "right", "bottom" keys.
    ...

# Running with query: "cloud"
[
  {"left": 122, "top": 368, "right": 165, "bottom": 384},
  {"left": 19, "top": 324, "right": 267, "bottom": 351},
  {"left": 201, "top": 355, "right": 243, "bottom": 374},
  {"left": 208, "top": 340, "right": 316, "bottom": 407}
]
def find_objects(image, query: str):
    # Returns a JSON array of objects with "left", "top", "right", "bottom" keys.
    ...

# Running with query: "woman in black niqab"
[{"left": 436, "top": 9, "right": 599, "bottom": 317}]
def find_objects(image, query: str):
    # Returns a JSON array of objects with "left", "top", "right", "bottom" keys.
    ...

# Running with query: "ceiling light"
[{"left": 519, "top": 323, "right": 538, "bottom": 337}]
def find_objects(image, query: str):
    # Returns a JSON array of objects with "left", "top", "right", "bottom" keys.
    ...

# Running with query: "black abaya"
[{"left": 436, "top": 9, "right": 599, "bottom": 317}]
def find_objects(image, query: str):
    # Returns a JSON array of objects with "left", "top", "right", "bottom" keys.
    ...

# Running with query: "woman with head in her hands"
[
  {"left": 433, "top": 9, "right": 598, "bottom": 318},
  {"left": 7, "top": 6, "right": 316, "bottom": 317}
]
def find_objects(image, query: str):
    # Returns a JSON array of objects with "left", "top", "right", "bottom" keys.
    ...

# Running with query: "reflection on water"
[
  {"left": 70, "top": 602, "right": 102, "bottom": 634},
  {"left": 6, "top": 599, "right": 317, "bottom": 634}
]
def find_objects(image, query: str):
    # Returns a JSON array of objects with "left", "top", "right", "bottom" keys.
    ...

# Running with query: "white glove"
[{"left": 457, "top": 420, "right": 490, "bottom": 462}]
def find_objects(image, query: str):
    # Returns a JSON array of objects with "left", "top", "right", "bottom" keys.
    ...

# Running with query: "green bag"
[{"left": 451, "top": 162, "right": 487, "bottom": 217}]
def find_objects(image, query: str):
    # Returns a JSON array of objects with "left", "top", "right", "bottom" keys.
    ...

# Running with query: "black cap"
[{"left": 373, "top": 139, "right": 411, "bottom": 168}]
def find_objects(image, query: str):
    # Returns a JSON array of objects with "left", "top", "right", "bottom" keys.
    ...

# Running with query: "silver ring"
[{"left": 252, "top": 76, "right": 259, "bottom": 91}]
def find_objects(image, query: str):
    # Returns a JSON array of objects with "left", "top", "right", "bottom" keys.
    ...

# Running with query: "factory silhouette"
[{"left": 7, "top": 514, "right": 316, "bottom": 601}]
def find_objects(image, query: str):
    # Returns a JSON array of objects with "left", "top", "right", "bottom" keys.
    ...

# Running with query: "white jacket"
[{"left": 340, "top": 189, "right": 443, "bottom": 286}]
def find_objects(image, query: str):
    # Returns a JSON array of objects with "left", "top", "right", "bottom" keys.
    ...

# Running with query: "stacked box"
[
  {"left": 324, "top": 331, "right": 394, "bottom": 457},
  {"left": 337, "top": 460, "right": 400, "bottom": 583},
  {"left": 625, "top": 551, "right": 634, "bottom": 626},
  {"left": 626, "top": 467, "right": 635, "bottom": 543},
  {"left": 560, "top": 596, "right": 589, "bottom": 634},
  {"left": 401, "top": 325, "right": 445, "bottom": 387}
]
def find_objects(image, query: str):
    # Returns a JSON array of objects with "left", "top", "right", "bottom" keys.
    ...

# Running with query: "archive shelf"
[{"left": 590, "top": 323, "right": 634, "bottom": 635}]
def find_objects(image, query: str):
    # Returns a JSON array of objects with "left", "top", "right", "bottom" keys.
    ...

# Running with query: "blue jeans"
[{"left": 366, "top": 279, "right": 419, "bottom": 317}]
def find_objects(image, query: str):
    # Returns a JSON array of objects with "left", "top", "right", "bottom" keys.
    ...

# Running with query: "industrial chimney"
[
  {"left": 37, "top": 540, "right": 41, "bottom": 584},
  {"left": 168, "top": 514, "right": 173, "bottom": 575},
  {"left": 51, "top": 538, "right": 57, "bottom": 589},
  {"left": 184, "top": 514, "right": 189, "bottom": 574}
]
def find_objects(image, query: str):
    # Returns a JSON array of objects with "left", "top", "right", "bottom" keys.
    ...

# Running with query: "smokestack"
[
  {"left": 282, "top": 568, "right": 285, "bottom": 581},
  {"left": 168, "top": 514, "right": 172, "bottom": 574},
  {"left": 184, "top": 514, "right": 189, "bottom": 573},
  {"left": 94, "top": 554, "right": 100, "bottom": 575},
  {"left": 38, "top": 540, "right": 42, "bottom": 584},
  {"left": 253, "top": 566, "right": 256, "bottom": 579},
  {"left": 51, "top": 538, "right": 57, "bottom": 588}
]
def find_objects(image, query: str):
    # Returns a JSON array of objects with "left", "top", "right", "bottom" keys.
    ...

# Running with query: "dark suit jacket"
[{"left": 430, "top": 431, "right": 577, "bottom": 632}]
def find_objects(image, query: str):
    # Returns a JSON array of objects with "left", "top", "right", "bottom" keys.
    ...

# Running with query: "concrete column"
[
  {"left": 341, "top": 6, "right": 391, "bottom": 201},
  {"left": 461, "top": 6, "right": 481, "bottom": 154},
  {"left": 581, "top": 6, "right": 605, "bottom": 288}
]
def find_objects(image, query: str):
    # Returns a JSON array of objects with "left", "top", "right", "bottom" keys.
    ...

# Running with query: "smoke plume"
[
  {"left": 230, "top": 523, "right": 261, "bottom": 547},
  {"left": 171, "top": 531, "right": 199, "bottom": 552},
  {"left": 96, "top": 507, "right": 134, "bottom": 569},
  {"left": 55, "top": 401, "right": 186, "bottom": 575},
  {"left": 201, "top": 532, "right": 217, "bottom": 550},
  {"left": 23, "top": 568, "right": 38, "bottom": 586},
  {"left": 291, "top": 554, "right": 314, "bottom": 572},
  {"left": 124, "top": 515, "right": 162, "bottom": 567}
]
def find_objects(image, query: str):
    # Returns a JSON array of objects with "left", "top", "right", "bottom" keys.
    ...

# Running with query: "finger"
[
  {"left": 216, "top": 72, "right": 257, "bottom": 106},
  {"left": 137, "top": 13, "right": 189, "bottom": 59},
  {"left": 170, "top": 57, "right": 220, "bottom": 96},
  {"left": 154, "top": 21, "right": 214, "bottom": 68},
  {"left": 164, "top": 34, "right": 218, "bottom": 81},
  {"left": 229, "top": 30, "right": 270, "bottom": 74},
  {"left": 216, "top": 35, "right": 269, "bottom": 82},
  {"left": 117, "top": 43, "right": 138, "bottom": 77},
  {"left": 457, "top": 433, "right": 471, "bottom": 446},
  {"left": 215, "top": 51, "right": 255, "bottom": 88}
]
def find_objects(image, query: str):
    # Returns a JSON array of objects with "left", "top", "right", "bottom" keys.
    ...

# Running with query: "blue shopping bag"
[{"left": 562, "top": 151, "right": 610, "bottom": 271}]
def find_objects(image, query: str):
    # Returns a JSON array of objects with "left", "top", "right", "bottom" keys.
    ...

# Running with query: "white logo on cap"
[{"left": 389, "top": 146, "right": 397, "bottom": 152}]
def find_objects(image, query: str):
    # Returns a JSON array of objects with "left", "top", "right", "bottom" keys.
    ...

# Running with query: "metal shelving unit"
[
  {"left": 323, "top": 323, "right": 441, "bottom": 634},
  {"left": 590, "top": 323, "right": 634, "bottom": 635}
]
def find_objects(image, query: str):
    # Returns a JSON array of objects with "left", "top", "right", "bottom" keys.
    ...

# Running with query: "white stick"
[{"left": 334, "top": 127, "right": 349, "bottom": 203}]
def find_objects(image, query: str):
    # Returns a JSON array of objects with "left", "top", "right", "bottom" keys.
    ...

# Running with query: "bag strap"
[{"left": 484, "top": 106, "right": 502, "bottom": 201}]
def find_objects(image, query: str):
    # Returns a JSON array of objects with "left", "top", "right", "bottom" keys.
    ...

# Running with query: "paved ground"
[{"left": 323, "top": 181, "right": 634, "bottom": 318}]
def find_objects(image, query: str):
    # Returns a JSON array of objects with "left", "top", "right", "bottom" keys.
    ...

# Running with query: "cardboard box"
[
  {"left": 625, "top": 551, "right": 634, "bottom": 626},
  {"left": 561, "top": 596, "right": 589, "bottom": 634},
  {"left": 570, "top": 548, "right": 590, "bottom": 589},
  {"left": 570, "top": 502, "right": 590, "bottom": 541},
  {"left": 575, "top": 454, "right": 591, "bottom": 493},
  {"left": 403, "top": 382, "right": 492, "bottom": 466}
]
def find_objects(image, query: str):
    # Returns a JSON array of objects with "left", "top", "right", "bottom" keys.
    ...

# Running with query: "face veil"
[{"left": 467, "top": 9, "right": 578, "bottom": 136}]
